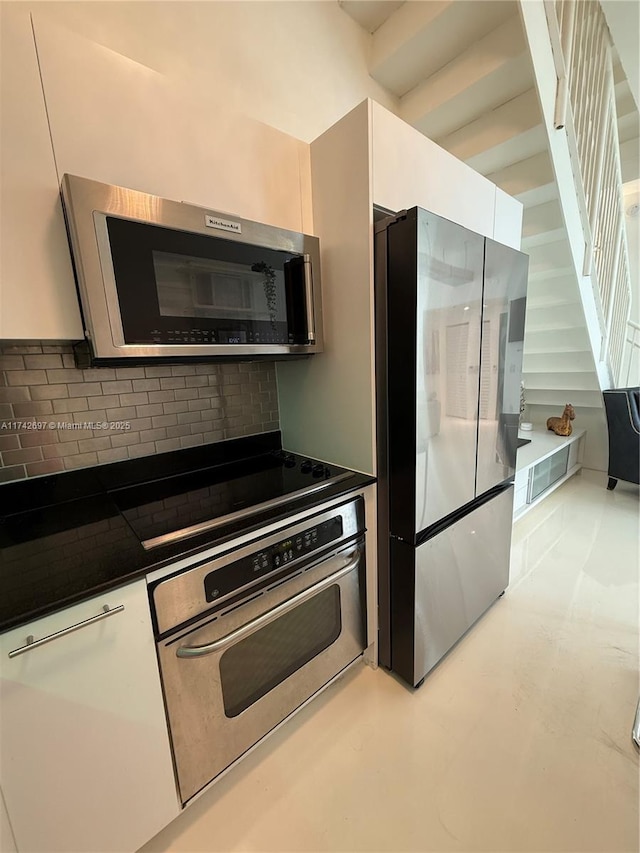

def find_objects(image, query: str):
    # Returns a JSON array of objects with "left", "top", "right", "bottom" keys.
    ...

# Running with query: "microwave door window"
[
  {"left": 153, "top": 251, "right": 287, "bottom": 326},
  {"left": 105, "top": 216, "right": 309, "bottom": 346}
]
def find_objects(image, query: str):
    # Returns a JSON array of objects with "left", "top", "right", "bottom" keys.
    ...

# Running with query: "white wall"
[
  {"left": 29, "top": 1, "right": 398, "bottom": 143},
  {"left": 623, "top": 180, "right": 639, "bottom": 326},
  {"left": 621, "top": 180, "right": 640, "bottom": 386},
  {"left": 277, "top": 101, "right": 375, "bottom": 473}
]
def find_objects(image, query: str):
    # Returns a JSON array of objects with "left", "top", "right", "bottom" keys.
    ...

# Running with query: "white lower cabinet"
[
  {"left": 513, "top": 428, "right": 586, "bottom": 519},
  {"left": 0, "top": 580, "right": 179, "bottom": 853}
]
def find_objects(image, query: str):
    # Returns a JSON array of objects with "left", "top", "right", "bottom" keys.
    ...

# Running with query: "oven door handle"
[{"left": 176, "top": 548, "right": 361, "bottom": 659}]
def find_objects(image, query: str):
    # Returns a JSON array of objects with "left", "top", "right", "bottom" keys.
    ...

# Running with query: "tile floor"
[{"left": 140, "top": 469, "right": 639, "bottom": 853}]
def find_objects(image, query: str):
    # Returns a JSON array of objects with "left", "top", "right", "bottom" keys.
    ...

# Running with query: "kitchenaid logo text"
[{"left": 204, "top": 215, "right": 242, "bottom": 234}]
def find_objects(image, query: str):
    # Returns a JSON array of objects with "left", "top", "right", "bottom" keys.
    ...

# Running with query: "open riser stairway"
[{"left": 339, "top": 0, "right": 637, "bottom": 467}]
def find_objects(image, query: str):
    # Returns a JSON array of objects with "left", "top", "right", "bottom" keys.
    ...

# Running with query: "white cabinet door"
[
  {"left": 493, "top": 186, "right": 523, "bottom": 249},
  {"left": 371, "top": 101, "right": 498, "bottom": 239},
  {"left": 0, "top": 580, "right": 179, "bottom": 853},
  {"left": 0, "top": 4, "right": 83, "bottom": 340}
]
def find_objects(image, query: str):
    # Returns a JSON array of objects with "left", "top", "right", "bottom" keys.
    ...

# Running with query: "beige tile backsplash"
[{"left": 0, "top": 344, "right": 279, "bottom": 483}]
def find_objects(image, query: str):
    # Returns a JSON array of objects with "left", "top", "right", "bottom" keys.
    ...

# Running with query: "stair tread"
[
  {"left": 527, "top": 276, "right": 577, "bottom": 293},
  {"left": 487, "top": 151, "right": 554, "bottom": 194},
  {"left": 526, "top": 391, "right": 602, "bottom": 407},
  {"left": 526, "top": 319, "right": 584, "bottom": 325},
  {"left": 401, "top": 16, "right": 531, "bottom": 139},
  {"left": 525, "top": 342, "right": 589, "bottom": 348},
  {"left": 407, "top": 56, "right": 533, "bottom": 140},
  {"left": 466, "top": 126, "right": 547, "bottom": 177},
  {"left": 526, "top": 294, "right": 577, "bottom": 308},
  {"left": 524, "top": 349, "right": 591, "bottom": 357},
  {"left": 524, "top": 375, "right": 600, "bottom": 390},
  {"left": 617, "top": 115, "right": 640, "bottom": 145},
  {"left": 521, "top": 227, "right": 568, "bottom": 250},
  {"left": 369, "top": 0, "right": 516, "bottom": 97},
  {"left": 526, "top": 324, "right": 588, "bottom": 332},
  {"left": 526, "top": 327, "right": 587, "bottom": 335},
  {"left": 523, "top": 366, "right": 595, "bottom": 374},
  {"left": 522, "top": 199, "right": 564, "bottom": 234},
  {"left": 517, "top": 184, "right": 558, "bottom": 208},
  {"left": 526, "top": 302, "right": 582, "bottom": 312},
  {"left": 528, "top": 267, "right": 575, "bottom": 282},
  {"left": 437, "top": 88, "right": 541, "bottom": 161}
]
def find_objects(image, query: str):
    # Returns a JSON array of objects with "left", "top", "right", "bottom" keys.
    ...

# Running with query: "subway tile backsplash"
[{"left": 0, "top": 344, "right": 279, "bottom": 483}]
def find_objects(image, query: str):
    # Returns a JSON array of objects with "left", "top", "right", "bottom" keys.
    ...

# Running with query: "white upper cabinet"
[
  {"left": 371, "top": 101, "right": 500, "bottom": 238},
  {"left": 493, "top": 186, "right": 524, "bottom": 250},
  {"left": 277, "top": 101, "right": 376, "bottom": 475},
  {"left": 277, "top": 99, "right": 523, "bottom": 476},
  {"left": 0, "top": 580, "right": 179, "bottom": 853},
  {"left": 0, "top": 5, "right": 82, "bottom": 340},
  {"left": 30, "top": 14, "right": 311, "bottom": 234}
]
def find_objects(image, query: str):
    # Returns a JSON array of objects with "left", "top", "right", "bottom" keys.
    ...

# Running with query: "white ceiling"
[{"left": 338, "top": 1, "right": 405, "bottom": 34}]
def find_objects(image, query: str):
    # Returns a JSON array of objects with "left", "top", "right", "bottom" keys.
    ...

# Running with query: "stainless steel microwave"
[{"left": 61, "top": 174, "right": 323, "bottom": 364}]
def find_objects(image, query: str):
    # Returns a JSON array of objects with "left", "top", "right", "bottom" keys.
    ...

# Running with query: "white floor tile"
[{"left": 140, "top": 470, "right": 639, "bottom": 853}]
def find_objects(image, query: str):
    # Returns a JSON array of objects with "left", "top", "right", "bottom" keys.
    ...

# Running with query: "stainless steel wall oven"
[{"left": 151, "top": 497, "right": 366, "bottom": 805}]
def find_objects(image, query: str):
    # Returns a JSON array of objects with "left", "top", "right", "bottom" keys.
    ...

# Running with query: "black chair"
[{"left": 602, "top": 387, "right": 640, "bottom": 490}]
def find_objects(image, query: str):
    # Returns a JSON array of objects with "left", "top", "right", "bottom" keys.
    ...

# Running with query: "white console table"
[{"left": 514, "top": 427, "right": 586, "bottom": 519}]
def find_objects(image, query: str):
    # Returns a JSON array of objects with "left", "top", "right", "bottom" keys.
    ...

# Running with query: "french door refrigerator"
[{"left": 375, "top": 207, "right": 528, "bottom": 688}]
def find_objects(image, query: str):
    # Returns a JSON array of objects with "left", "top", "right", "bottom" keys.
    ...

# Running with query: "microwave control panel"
[{"left": 154, "top": 328, "right": 290, "bottom": 344}]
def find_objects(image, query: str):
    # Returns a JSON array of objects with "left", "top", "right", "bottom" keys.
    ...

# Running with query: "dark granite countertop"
[{"left": 0, "top": 432, "right": 375, "bottom": 633}]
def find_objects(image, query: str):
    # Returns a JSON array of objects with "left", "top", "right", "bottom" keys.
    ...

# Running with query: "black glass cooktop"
[
  {"left": 0, "top": 434, "right": 373, "bottom": 633},
  {"left": 110, "top": 450, "right": 354, "bottom": 550}
]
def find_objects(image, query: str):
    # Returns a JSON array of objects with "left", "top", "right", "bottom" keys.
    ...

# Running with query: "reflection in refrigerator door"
[
  {"left": 476, "top": 238, "right": 529, "bottom": 497},
  {"left": 387, "top": 208, "right": 485, "bottom": 540},
  {"left": 390, "top": 486, "right": 514, "bottom": 686}
]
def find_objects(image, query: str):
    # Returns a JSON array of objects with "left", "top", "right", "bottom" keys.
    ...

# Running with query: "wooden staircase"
[{"left": 339, "top": 0, "right": 638, "bottom": 464}]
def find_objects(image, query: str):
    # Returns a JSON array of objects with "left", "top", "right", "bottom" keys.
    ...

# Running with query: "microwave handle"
[
  {"left": 303, "top": 254, "right": 316, "bottom": 344},
  {"left": 176, "top": 548, "right": 361, "bottom": 659}
]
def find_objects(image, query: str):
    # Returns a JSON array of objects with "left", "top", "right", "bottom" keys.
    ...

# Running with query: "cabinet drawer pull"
[{"left": 8, "top": 604, "right": 125, "bottom": 658}]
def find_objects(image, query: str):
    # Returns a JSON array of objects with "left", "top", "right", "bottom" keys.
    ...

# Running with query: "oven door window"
[
  {"left": 104, "top": 216, "right": 310, "bottom": 345},
  {"left": 219, "top": 585, "right": 341, "bottom": 718}
]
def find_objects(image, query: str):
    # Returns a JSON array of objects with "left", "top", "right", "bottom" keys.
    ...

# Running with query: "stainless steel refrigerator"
[{"left": 375, "top": 207, "right": 528, "bottom": 688}]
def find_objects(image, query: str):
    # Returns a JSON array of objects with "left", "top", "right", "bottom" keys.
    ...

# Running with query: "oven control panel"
[
  {"left": 204, "top": 516, "right": 343, "bottom": 603},
  {"left": 151, "top": 496, "right": 364, "bottom": 637}
]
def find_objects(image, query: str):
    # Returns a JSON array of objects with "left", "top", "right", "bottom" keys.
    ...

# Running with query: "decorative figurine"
[{"left": 546, "top": 403, "right": 576, "bottom": 436}]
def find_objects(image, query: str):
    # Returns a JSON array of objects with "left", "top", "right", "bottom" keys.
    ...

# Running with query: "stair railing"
[{"left": 544, "top": 0, "right": 632, "bottom": 386}]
